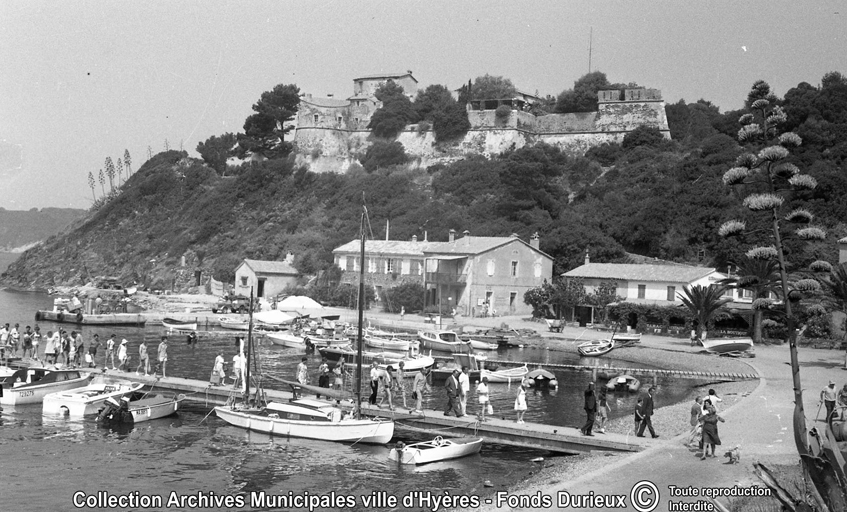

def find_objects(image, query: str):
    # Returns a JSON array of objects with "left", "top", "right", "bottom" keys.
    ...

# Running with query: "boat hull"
[
  {"left": 577, "top": 340, "right": 615, "bottom": 357},
  {"left": 162, "top": 318, "right": 198, "bottom": 331},
  {"left": 35, "top": 310, "right": 146, "bottom": 326},
  {"left": 388, "top": 437, "right": 482, "bottom": 464},
  {"left": 43, "top": 381, "right": 143, "bottom": 417},
  {"left": 480, "top": 365, "right": 528, "bottom": 383},
  {"left": 214, "top": 406, "right": 394, "bottom": 444},
  {"left": 365, "top": 336, "right": 410, "bottom": 352},
  {"left": 129, "top": 395, "right": 183, "bottom": 423},
  {"left": 267, "top": 332, "right": 305, "bottom": 348},
  {"left": 1, "top": 371, "right": 91, "bottom": 405},
  {"left": 701, "top": 337, "right": 753, "bottom": 354},
  {"left": 418, "top": 331, "right": 464, "bottom": 352}
]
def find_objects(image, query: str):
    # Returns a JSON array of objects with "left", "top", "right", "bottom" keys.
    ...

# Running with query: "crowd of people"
[{"left": 0, "top": 321, "right": 171, "bottom": 377}]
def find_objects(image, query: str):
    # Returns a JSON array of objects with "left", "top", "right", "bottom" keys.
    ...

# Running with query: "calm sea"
[{"left": 0, "top": 288, "right": 695, "bottom": 511}]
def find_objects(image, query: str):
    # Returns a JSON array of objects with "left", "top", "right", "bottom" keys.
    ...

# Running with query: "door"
[{"left": 257, "top": 278, "right": 266, "bottom": 298}]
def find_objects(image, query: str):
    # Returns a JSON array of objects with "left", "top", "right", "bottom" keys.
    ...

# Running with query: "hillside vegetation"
[{"left": 2, "top": 73, "right": 846, "bottom": 292}]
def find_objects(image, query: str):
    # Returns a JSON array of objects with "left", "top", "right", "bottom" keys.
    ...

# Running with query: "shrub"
[
  {"left": 361, "top": 141, "right": 408, "bottom": 172},
  {"left": 495, "top": 105, "right": 512, "bottom": 124},
  {"left": 432, "top": 102, "right": 471, "bottom": 143},
  {"left": 380, "top": 282, "right": 425, "bottom": 313},
  {"left": 417, "top": 121, "right": 431, "bottom": 135},
  {"left": 622, "top": 125, "right": 665, "bottom": 149}
]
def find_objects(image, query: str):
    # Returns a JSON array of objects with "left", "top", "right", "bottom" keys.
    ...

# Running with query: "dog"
[{"left": 724, "top": 445, "right": 741, "bottom": 464}]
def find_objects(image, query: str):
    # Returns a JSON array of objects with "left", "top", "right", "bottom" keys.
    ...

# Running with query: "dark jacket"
[
  {"left": 445, "top": 374, "right": 459, "bottom": 398},
  {"left": 641, "top": 392, "right": 655, "bottom": 416},
  {"left": 584, "top": 387, "right": 597, "bottom": 412}
]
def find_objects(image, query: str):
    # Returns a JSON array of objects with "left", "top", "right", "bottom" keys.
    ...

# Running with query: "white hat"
[{"left": 121, "top": 339, "right": 128, "bottom": 345}]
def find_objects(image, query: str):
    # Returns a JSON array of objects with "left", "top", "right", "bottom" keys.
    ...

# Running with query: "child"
[
  {"left": 514, "top": 382, "right": 527, "bottom": 424},
  {"left": 477, "top": 377, "right": 490, "bottom": 422},
  {"left": 634, "top": 397, "right": 645, "bottom": 434}
]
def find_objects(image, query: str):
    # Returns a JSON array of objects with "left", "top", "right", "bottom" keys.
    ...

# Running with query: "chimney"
[
  {"left": 448, "top": 229, "right": 456, "bottom": 243},
  {"left": 424, "top": 230, "right": 428, "bottom": 242},
  {"left": 412, "top": 235, "right": 417, "bottom": 242},
  {"left": 463, "top": 230, "right": 471, "bottom": 245},
  {"left": 530, "top": 232, "right": 540, "bottom": 250},
  {"left": 584, "top": 249, "right": 590, "bottom": 265}
]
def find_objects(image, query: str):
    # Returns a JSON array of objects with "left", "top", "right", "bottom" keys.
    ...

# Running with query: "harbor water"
[{"left": 0, "top": 288, "right": 696, "bottom": 511}]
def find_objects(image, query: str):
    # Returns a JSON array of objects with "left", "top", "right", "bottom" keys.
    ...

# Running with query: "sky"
[{"left": 0, "top": 0, "right": 844, "bottom": 210}]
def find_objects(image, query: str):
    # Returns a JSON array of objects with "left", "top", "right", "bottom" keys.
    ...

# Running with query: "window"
[
  {"left": 487, "top": 259, "right": 495, "bottom": 276},
  {"left": 240, "top": 276, "right": 248, "bottom": 286},
  {"left": 337, "top": 116, "right": 343, "bottom": 124},
  {"left": 667, "top": 286, "right": 676, "bottom": 301},
  {"left": 386, "top": 258, "right": 395, "bottom": 274},
  {"left": 352, "top": 257, "right": 360, "bottom": 272},
  {"left": 313, "top": 114, "right": 320, "bottom": 123},
  {"left": 510, "top": 261, "right": 518, "bottom": 277},
  {"left": 638, "top": 285, "right": 646, "bottom": 299},
  {"left": 534, "top": 262, "right": 542, "bottom": 278},
  {"left": 368, "top": 258, "right": 376, "bottom": 273}
]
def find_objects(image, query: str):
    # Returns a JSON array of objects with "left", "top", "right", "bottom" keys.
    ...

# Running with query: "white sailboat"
[{"left": 214, "top": 204, "right": 394, "bottom": 444}]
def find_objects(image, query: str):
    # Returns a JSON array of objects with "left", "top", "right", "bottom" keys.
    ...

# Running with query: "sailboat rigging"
[{"left": 212, "top": 203, "right": 394, "bottom": 444}]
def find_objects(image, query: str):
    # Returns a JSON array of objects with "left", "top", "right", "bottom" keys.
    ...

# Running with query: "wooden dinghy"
[
  {"left": 577, "top": 339, "right": 615, "bottom": 357},
  {"left": 701, "top": 337, "right": 753, "bottom": 354},
  {"left": 162, "top": 318, "right": 198, "bottom": 331},
  {"left": 388, "top": 436, "right": 482, "bottom": 465},
  {"left": 480, "top": 364, "right": 528, "bottom": 383}
]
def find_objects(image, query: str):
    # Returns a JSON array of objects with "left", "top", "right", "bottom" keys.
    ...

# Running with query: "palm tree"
[
  {"left": 720, "top": 257, "right": 781, "bottom": 344},
  {"left": 677, "top": 284, "right": 731, "bottom": 342}
]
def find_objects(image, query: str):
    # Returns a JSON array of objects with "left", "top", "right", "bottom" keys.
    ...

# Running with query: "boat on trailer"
[
  {"left": 701, "top": 337, "right": 754, "bottom": 354},
  {"left": 577, "top": 339, "right": 615, "bottom": 357},
  {"left": 388, "top": 436, "right": 482, "bottom": 464}
]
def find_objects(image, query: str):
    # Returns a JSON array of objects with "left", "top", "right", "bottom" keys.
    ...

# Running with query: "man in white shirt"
[{"left": 458, "top": 366, "right": 470, "bottom": 415}]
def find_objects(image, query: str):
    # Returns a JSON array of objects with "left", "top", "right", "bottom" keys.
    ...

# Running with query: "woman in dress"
[
  {"left": 514, "top": 382, "right": 527, "bottom": 424},
  {"left": 477, "top": 377, "right": 490, "bottom": 422},
  {"left": 700, "top": 400, "right": 725, "bottom": 460}
]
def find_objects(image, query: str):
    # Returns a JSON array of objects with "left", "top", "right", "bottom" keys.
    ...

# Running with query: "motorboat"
[
  {"left": 701, "top": 337, "right": 754, "bottom": 354},
  {"left": 319, "top": 346, "right": 434, "bottom": 373},
  {"left": 162, "top": 318, "right": 198, "bottom": 331},
  {"left": 480, "top": 364, "right": 529, "bottom": 384},
  {"left": 0, "top": 369, "right": 91, "bottom": 405},
  {"left": 43, "top": 380, "right": 144, "bottom": 417},
  {"left": 266, "top": 331, "right": 306, "bottom": 348},
  {"left": 577, "top": 339, "right": 615, "bottom": 357},
  {"left": 418, "top": 330, "right": 464, "bottom": 352},
  {"left": 388, "top": 436, "right": 482, "bottom": 465},
  {"left": 525, "top": 368, "right": 558, "bottom": 388},
  {"left": 605, "top": 374, "right": 641, "bottom": 392},
  {"left": 96, "top": 391, "right": 185, "bottom": 425},
  {"left": 214, "top": 398, "right": 394, "bottom": 444}
]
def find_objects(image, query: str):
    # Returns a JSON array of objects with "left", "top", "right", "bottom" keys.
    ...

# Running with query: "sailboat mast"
[
  {"left": 354, "top": 208, "right": 366, "bottom": 418},
  {"left": 246, "top": 288, "right": 254, "bottom": 404}
]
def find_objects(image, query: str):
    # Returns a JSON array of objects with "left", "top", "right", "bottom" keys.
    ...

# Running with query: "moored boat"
[
  {"left": 577, "top": 339, "right": 615, "bottom": 357},
  {"left": 525, "top": 368, "right": 558, "bottom": 388},
  {"left": 219, "top": 317, "right": 250, "bottom": 330},
  {"left": 611, "top": 333, "right": 642, "bottom": 346},
  {"left": 319, "top": 345, "right": 434, "bottom": 373},
  {"left": 605, "top": 374, "right": 641, "bottom": 392},
  {"left": 464, "top": 338, "right": 499, "bottom": 351},
  {"left": 701, "top": 337, "right": 754, "bottom": 354},
  {"left": 418, "top": 330, "right": 464, "bottom": 352},
  {"left": 34, "top": 310, "right": 146, "bottom": 326},
  {"left": 388, "top": 436, "right": 482, "bottom": 464},
  {"left": 214, "top": 398, "right": 394, "bottom": 444},
  {"left": 266, "top": 331, "right": 305, "bottom": 348},
  {"left": 97, "top": 391, "right": 185, "bottom": 425},
  {"left": 480, "top": 364, "right": 528, "bottom": 384},
  {"left": 365, "top": 335, "right": 410, "bottom": 352},
  {"left": 0, "top": 369, "right": 91, "bottom": 405},
  {"left": 162, "top": 318, "right": 198, "bottom": 331},
  {"left": 43, "top": 380, "right": 144, "bottom": 417}
]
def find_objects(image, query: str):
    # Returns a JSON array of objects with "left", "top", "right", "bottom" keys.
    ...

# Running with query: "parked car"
[{"left": 212, "top": 295, "right": 252, "bottom": 314}]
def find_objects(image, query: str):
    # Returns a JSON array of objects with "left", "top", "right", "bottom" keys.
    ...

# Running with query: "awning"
[{"left": 426, "top": 255, "right": 467, "bottom": 260}]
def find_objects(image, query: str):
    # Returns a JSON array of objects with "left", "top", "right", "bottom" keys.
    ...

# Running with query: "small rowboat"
[
  {"left": 701, "top": 337, "right": 753, "bottom": 354},
  {"left": 605, "top": 374, "right": 640, "bottom": 392},
  {"left": 365, "top": 336, "right": 410, "bottom": 352},
  {"left": 388, "top": 436, "right": 482, "bottom": 465},
  {"left": 162, "top": 318, "right": 198, "bottom": 331},
  {"left": 577, "top": 339, "right": 615, "bottom": 357},
  {"left": 611, "top": 333, "right": 641, "bottom": 346},
  {"left": 464, "top": 339, "right": 499, "bottom": 351},
  {"left": 525, "top": 369, "right": 558, "bottom": 388},
  {"left": 219, "top": 317, "right": 250, "bottom": 330},
  {"left": 481, "top": 364, "right": 528, "bottom": 383},
  {"left": 266, "top": 332, "right": 305, "bottom": 348}
]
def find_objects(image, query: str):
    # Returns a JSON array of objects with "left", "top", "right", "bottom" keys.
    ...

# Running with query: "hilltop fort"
[{"left": 292, "top": 72, "right": 670, "bottom": 170}]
